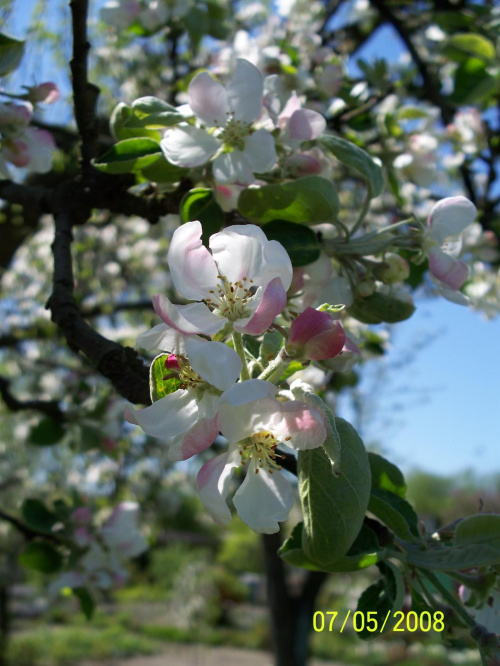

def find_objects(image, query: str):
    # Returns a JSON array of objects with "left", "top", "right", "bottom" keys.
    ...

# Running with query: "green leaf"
[
  {"left": 150, "top": 354, "right": 181, "bottom": 403},
  {"left": 279, "top": 360, "right": 304, "bottom": 382},
  {"left": 22, "top": 499, "right": 58, "bottom": 534},
  {"left": 347, "top": 292, "right": 415, "bottom": 324},
  {"left": 141, "top": 156, "right": 189, "bottom": 183},
  {"left": 320, "top": 135, "right": 384, "bottom": 197},
  {"left": 180, "top": 188, "right": 225, "bottom": 244},
  {"left": 355, "top": 561, "right": 405, "bottom": 639},
  {"left": 261, "top": 221, "right": 320, "bottom": 267},
  {"left": 238, "top": 177, "right": 339, "bottom": 225},
  {"left": 449, "top": 58, "right": 497, "bottom": 105},
  {"left": 444, "top": 33, "right": 496, "bottom": 62},
  {"left": 0, "top": 32, "right": 25, "bottom": 77},
  {"left": 92, "top": 138, "right": 162, "bottom": 175},
  {"left": 455, "top": 514, "right": 500, "bottom": 549},
  {"left": 109, "top": 103, "right": 160, "bottom": 141},
  {"left": 131, "top": 97, "right": 179, "bottom": 116},
  {"left": 406, "top": 542, "right": 500, "bottom": 571},
  {"left": 298, "top": 417, "right": 371, "bottom": 567},
  {"left": 280, "top": 522, "right": 384, "bottom": 572},
  {"left": 368, "top": 489, "right": 420, "bottom": 542},
  {"left": 73, "top": 587, "right": 95, "bottom": 620},
  {"left": 19, "top": 542, "right": 63, "bottom": 574},
  {"left": 369, "top": 453, "right": 407, "bottom": 498},
  {"left": 29, "top": 418, "right": 66, "bottom": 447},
  {"left": 259, "top": 330, "right": 284, "bottom": 365}
]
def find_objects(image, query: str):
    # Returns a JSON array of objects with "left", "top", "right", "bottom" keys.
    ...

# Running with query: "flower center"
[
  {"left": 218, "top": 115, "right": 252, "bottom": 151},
  {"left": 239, "top": 430, "right": 288, "bottom": 474},
  {"left": 205, "top": 274, "right": 254, "bottom": 322},
  {"left": 177, "top": 357, "right": 205, "bottom": 390}
]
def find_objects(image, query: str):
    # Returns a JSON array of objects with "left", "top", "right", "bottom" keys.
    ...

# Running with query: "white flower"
[
  {"left": 161, "top": 59, "right": 277, "bottom": 184},
  {"left": 153, "top": 221, "right": 293, "bottom": 337},
  {"left": 126, "top": 334, "right": 241, "bottom": 460},
  {"left": 196, "top": 379, "right": 326, "bottom": 533}
]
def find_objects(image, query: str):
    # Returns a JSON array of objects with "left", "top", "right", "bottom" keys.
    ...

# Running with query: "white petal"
[
  {"left": 126, "top": 389, "right": 198, "bottom": 439},
  {"left": 219, "top": 378, "right": 276, "bottom": 406},
  {"left": 161, "top": 124, "right": 220, "bottom": 167},
  {"left": 243, "top": 129, "right": 276, "bottom": 173},
  {"left": 152, "top": 295, "right": 225, "bottom": 336},
  {"left": 209, "top": 224, "right": 293, "bottom": 290},
  {"left": 218, "top": 386, "right": 282, "bottom": 443},
  {"left": 272, "top": 402, "right": 326, "bottom": 450},
  {"left": 233, "top": 459, "right": 294, "bottom": 533},
  {"left": 166, "top": 415, "right": 220, "bottom": 461},
  {"left": 188, "top": 72, "right": 229, "bottom": 127},
  {"left": 287, "top": 108, "right": 326, "bottom": 141},
  {"left": 185, "top": 336, "right": 242, "bottom": 390},
  {"left": 226, "top": 58, "right": 263, "bottom": 124},
  {"left": 196, "top": 449, "right": 239, "bottom": 525},
  {"left": 135, "top": 323, "right": 187, "bottom": 354},
  {"left": 212, "top": 151, "right": 254, "bottom": 185},
  {"left": 429, "top": 196, "right": 477, "bottom": 245},
  {"left": 167, "top": 220, "right": 219, "bottom": 300}
]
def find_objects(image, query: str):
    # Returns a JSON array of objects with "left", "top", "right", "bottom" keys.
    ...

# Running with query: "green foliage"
[
  {"left": 126, "top": 96, "right": 184, "bottom": 129},
  {"left": 180, "top": 188, "right": 225, "bottom": 243},
  {"left": 109, "top": 103, "right": 161, "bottom": 141},
  {"left": 320, "top": 135, "right": 384, "bottom": 198},
  {"left": 443, "top": 33, "right": 496, "bottom": 62},
  {"left": 298, "top": 418, "right": 371, "bottom": 567},
  {"left": 355, "top": 561, "right": 406, "bottom": 639},
  {"left": 29, "top": 419, "right": 66, "bottom": 447},
  {"left": 148, "top": 543, "right": 211, "bottom": 590},
  {"left": 260, "top": 220, "right": 321, "bottom": 267},
  {"left": 0, "top": 31, "right": 25, "bottom": 76},
  {"left": 22, "top": 499, "right": 58, "bottom": 533},
  {"left": 19, "top": 541, "right": 63, "bottom": 574},
  {"left": 92, "top": 138, "right": 162, "bottom": 174},
  {"left": 73, "top": 587, "right": 95, "bottom": 620},
  {"left": 368, "top": 489, "right": 420, "bottom": 542},
  {"left": 217, "top": 517, "right": 263, "bottom": 573},
  {"left": 347, "top": 291, "right": 415, "bottom": 324},
  {"left": 238, "top": 176, "right": 340, "bottom": 224},
  {"left": 368, "top": 453, "right": 407, "bottom": 498},
  {"left": 149, "top": 353, "right": 181, "bottom": 403}
]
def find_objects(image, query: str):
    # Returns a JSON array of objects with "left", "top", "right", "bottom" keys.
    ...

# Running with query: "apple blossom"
[
  {"left": 196, "top": 379, "right": 326, "bottom": 533},
  {"left": 126, "top": 334, "right": 241, "bottom": 460},
  {"left": 25, "top": 82, "right": 60, "bottom": 105},
  {"left": 286, "top": 307, "right": 345, "bottom": 361},
  {"left": 153, "top": 221, "right": 292, "bottom": 337},
  {"left": 100, "top": 0, "right": 142, "bottom": 30},
  {"left": 277, "top": 91, "right": 326, "bottom": 148},
  {"left": 422, "top": 196, "right": 477, "bottom": 304},
  {"left": 289, "top": 252, "right": 353, "bottom": 310},
  {"left": 161, "top": 59, "right": 277, "bottom": 184}
]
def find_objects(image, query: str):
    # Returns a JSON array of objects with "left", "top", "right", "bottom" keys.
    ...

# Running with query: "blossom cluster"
[
  {"left": 125, "top": 222, "right": 346, "bottom": 533},
  {"left": 0, "top": 83, "right": 59, "bottom": 177}
]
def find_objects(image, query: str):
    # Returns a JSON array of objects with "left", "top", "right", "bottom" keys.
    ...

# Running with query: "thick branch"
[
  {"left": 70, "top": 0, "right": 100, "bottom": 174},
  {"left": 46, "top": 205, "right": 150, "bottom": 405}
]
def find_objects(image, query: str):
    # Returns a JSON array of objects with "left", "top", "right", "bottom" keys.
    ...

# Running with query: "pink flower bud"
[
  {"left": 165, "top": 353, "right": 180, "bottom": 371},
  {"left": 287, "top": 307, "right": 345, "bottom": 361},
  {"left": 27, "top": 82, "right": 60, "bottom": 105}
]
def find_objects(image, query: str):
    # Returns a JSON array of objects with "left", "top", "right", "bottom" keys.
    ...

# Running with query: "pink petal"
[
  {"left": 278, "top": 91, "right": 302, "bottom": 125},
  {"left": 429, "top": 247, "right": 469, "bottom": 290},
  {"left": 180, "top": 416, "right": 219, "bottom": 459},
  {"left": 167, "top": 220, "right": 219, "bottom": 300},
  {"left": 287, "top": 108, "right": 326, "bottom": 141},
  {"left": 274, "top": 402, "right": 326, "bottom": 450},
  {"left": 237, "top": 277, "right": 287, "bottom": 335},
  {"left": 188, "top": 71, "right": 229, "bottom": 127}
]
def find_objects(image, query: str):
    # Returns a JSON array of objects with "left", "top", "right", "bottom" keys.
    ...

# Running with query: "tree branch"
[
  {"left": 70, "top": 0, "right": 100, "bottom": 176},
  {"left": 46, "top": 203, "right": 150, "bottom": 405},
  {"left": 0, "top": 376, "right": 64, "bottom": 419}
]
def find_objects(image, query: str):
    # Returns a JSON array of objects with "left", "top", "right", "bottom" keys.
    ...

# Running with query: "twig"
[{"left": 0, "top": 376, "right": 64, "bottom": 419}]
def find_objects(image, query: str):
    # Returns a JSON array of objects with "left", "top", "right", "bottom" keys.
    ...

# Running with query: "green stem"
[
  {"left": 258, "top": 350, "right": 292, "bottom": 384},
  {"left": 349, "top": 190, "right": 371, "bottom": 237},
  {"left": 232, "top": 332, "right": 250, "bottom": 381},
  {"left": 421, "top": 569, "right": 476, "bottom": 629}
]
